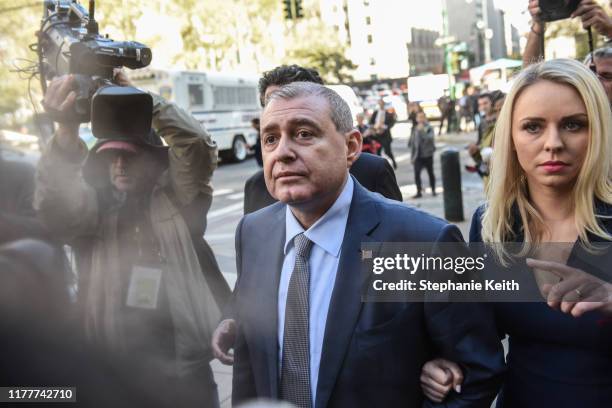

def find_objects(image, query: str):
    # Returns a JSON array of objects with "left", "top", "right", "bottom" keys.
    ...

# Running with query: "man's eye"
[
  {"left": 263, "top": 135, "right": 278, "bottom": 145},
  {"left": 296, "top": 130, "right": 313, "bottom": 139},
  {"left": 522, "top": 122, "right": 540, "bottom": 133}
]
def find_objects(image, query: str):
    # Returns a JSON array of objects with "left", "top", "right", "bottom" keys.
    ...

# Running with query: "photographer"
[
  {"left": 524, "top": 0, "right": 612, "bottom": 65},
  {"left": 35, "top": 72, "right": 229, "bottom": 407},
  {"left": 523, "top": 1, "right": 612, "bottom": 104}
]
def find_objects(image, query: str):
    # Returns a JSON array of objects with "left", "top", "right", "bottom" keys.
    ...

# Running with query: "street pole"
[
  {"left": 442, "top": 2, "right": 457, "bottom": 132},
  {"left": 482, "top": 0, "right": 491, "bottom": 62},
  {"left": 442, "top": 6, "right": 454, "bottom": 100}
]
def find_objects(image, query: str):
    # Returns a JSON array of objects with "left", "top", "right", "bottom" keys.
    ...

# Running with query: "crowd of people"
[{"left": 1, "top": 1, "right": 611, "bottom": 407}]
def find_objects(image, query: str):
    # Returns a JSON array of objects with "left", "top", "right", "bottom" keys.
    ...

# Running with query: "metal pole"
[{"left": 440, "top": 148, "right": 464, "bottom": 222}]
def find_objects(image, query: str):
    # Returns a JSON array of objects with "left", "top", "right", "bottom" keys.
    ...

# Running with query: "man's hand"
[
  {"left": 528, "top": 0, "right": 545, "bottom": 35},
  {"left": 211, "top": 318, "right": 237, "bottom": 365},
  {"left": 43, "top": 75, "right": 77, "bottom": 114},
  {"left": 467, "top": 142, "right": 479, "bottom": 156},
  {"left": 527, "top": 258, "right": 612, "bottom": 317},
  {"left": 420, "top": 358, "right": 464, "bottom": 402},
  {"left": 113, "top": 68, "right": 133, "bottom": 87},
  {"left": 572, "top": 0, "right": 612, "bottom": 38},
  {"left": 42, "top": 75, "right": 80, "bottom": 152}
]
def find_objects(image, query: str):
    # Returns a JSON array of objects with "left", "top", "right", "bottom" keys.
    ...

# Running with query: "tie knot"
[{"left": 293, "top": 233, "right": 313, "bottom": 258}]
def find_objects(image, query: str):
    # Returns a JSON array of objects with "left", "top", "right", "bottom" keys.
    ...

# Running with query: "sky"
[{"left": 494, "top": 0, "right": 537, "bottom": 32}]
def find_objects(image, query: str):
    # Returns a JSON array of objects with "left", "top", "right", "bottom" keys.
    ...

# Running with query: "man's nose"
[
  {"left": 113, "top": 154, "right": 129, "bottom": 168},
  {"left": 274, "top": 134, "right": 297, "bottom": 163}
]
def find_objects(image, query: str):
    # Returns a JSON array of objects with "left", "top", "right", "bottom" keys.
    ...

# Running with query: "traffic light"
[
  {"left": 282, "top": 0, "right": 304, "bottom": 20},
  {"left": 295, "top": 0, "right": 303, "bottom": 18},
  {"left": 283, "top": 0, "right": 293, "bottom": 19}
]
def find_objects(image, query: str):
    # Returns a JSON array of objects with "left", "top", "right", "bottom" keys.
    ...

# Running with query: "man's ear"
[{"left": 346, "top": 129, "right": 362, "bottom": 167}]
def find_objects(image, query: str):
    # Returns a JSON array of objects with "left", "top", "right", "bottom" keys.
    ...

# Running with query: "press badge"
[{"left": 126, "top": 265, "right": 162, "bottom": 309}]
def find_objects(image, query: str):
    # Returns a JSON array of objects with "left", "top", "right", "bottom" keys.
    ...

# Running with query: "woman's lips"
[{"left": 539, "top": 161, "right": 569, "bottom": 173}]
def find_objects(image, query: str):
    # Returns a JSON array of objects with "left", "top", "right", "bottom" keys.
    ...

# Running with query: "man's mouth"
[
  {"left": 275, "top": 171, "right": 305, "bottom": 180},
  {"left": 114, "top": 174, "right": 131, "bottom": 182}
]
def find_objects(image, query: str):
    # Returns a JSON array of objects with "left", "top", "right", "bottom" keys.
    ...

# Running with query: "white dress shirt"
[{"left": 278, "top": 176, "right": 354, "bottom": 404}]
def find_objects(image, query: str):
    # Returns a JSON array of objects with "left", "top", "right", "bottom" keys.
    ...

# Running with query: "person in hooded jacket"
[{"left": 35, "top": 73, "right": 230, "bottom": 407}]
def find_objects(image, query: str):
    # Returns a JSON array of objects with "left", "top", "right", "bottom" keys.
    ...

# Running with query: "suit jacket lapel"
[
  {"left": 249, "top": 204, "right": 286, "bottom": 398},
  {"left": 315, "top": 181, "right": 380, "bottom": 408}
]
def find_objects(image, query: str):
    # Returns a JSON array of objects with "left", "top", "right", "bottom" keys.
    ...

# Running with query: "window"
[
  {"left": 367, "top": 34, "right": 373, "bottom": 44},
  {"left": 213, "top": 86, "right": 258, "bottom": 107},
  {"left": 366, "top": 16, "right": 371, "bottom": 25},
  {"left": 188, "top": 84, "right": 204, "bottom": 106},
  {"left": 370, "top": 57, "right": 376, "bottom": 66}
]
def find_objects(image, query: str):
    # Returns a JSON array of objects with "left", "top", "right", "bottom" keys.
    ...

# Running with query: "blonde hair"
[{"left": 481, "top": 59, "right": 612, "bottom": 255}]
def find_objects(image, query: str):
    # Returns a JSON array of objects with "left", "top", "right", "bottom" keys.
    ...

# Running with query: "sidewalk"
[
  {"left": 212, "top": 131, "right": 487, "bottom": 407},
  {"left": 400, "top": 130, "right": 486, "bottom": 238}
]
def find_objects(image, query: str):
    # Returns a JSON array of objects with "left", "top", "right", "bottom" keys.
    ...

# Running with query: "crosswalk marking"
[{"left": 208, "top": 202, "right": 244, "bottom": 219}]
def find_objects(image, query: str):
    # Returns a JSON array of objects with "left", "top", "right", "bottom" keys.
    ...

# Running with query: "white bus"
[{"left": 129, "top": 69, "right": 260, "bottom": 162}]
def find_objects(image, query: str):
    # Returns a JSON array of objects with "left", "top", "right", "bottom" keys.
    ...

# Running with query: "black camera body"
[
  {"left": 539, "top": 0, "right": 581, "bottom": 22},
  {"left": 38, "top": 0, "right": 153, "bottom": 139}
]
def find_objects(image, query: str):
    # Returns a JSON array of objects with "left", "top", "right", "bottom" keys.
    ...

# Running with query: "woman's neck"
[
  {"left": 528, "top": 183, "right": 578, "bottom": 242},
  {"left": 529, "top": 183, "right": 574, "bottom": 222}
]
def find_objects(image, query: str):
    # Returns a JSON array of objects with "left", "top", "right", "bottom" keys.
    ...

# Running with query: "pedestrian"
[
  {"left": 458, "top": 88, "right": 472, "bottom": 132},
  {"left": 213, "top": 65, "right": 403, "bottom": 365},
  {"left": 437, "top": 92, "right": 451, "bottom": 135},
  {"left": 356, "top": 112, "right": 379, "bottom": 154},
  {"left": 232, "top": 81, "right": 504, "bottom": 408},
  {"left": 251, "top": 117, "right": 262, "bottom": 167},
  {"left": 420, "top": 58, "right": 612, "bottom": 408},
  {"left": 467, "top": 91, "right": 505, "bottom": 189},
  {"left": 35, "top": 73, "right": 230, "bottom": 407},
  {"left": 523, "top": 0, "right": 612, "bottom": 104},
  {"left": 369, "top": 98, "right": 398, "bottom": 169},
  {"left": 408, "top": 111, "right": 436, "bottom": 198}
]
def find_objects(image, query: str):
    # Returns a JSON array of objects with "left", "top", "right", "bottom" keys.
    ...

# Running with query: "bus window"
[
  {"left": 213, "top": 86, "right": 258, "bottom": 107},
  {"left": 189, "top": 84, "right": 204, "bottom": 106}
]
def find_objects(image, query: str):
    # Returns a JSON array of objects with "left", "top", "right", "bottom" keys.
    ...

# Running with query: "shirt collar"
[{"left": 284, "top": 176, "right": 354, "bottom": 257}]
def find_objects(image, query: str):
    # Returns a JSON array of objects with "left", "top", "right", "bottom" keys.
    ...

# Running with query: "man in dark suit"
[
  {"left": 243, "top": 152, "right": 402, "bottom": 214},
  {"left": 369, "top": 98, "right": 397, "bottom": 169},
  {"left": 231, "top": 82, "right": 504, "bottom": 407},
  {"left": 212, "top": 66, "right": 402, "bottom": 362}
]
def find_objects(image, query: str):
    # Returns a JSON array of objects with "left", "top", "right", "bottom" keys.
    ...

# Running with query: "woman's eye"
[
  {"left": 523, "top": 122, "right": 540, "bottom": 133},
  {"left": 563, "top": 121, "right": 585, "bottom": 131}
]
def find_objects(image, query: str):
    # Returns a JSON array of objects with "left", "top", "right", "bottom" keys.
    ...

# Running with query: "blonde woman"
[{"left": 420, "top": 59, "right": 612, "bottom": 407}]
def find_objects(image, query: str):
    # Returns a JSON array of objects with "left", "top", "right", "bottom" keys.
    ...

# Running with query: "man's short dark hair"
[
  {"left": 258, "top": 65, "right": 324, "bottom": 107},
  {"left": 584, "top": 46, "right": 612, "bottom": 66},
  {"left": 489, "top": 90, "right": 506, "bottom": 105},
  {"left": 478, "top": 92, "right": 493, "bottom": 102}
]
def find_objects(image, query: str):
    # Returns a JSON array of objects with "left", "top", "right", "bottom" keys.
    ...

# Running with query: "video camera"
[
  {"left": 38, "top": 0, "right": 153, "bottom": 139},
  {"left": 539, "top": 0, "right": 581, "bottom": 22}
]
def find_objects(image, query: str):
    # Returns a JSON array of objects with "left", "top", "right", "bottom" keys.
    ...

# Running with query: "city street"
[{"left": 2, "top": 0, "right": 609, "bottom": 405}]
